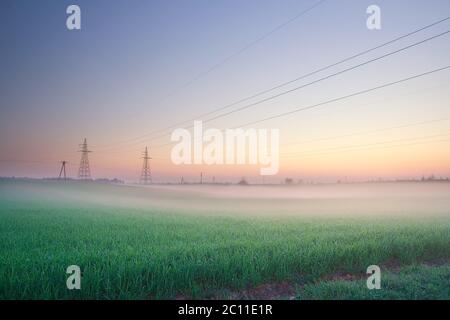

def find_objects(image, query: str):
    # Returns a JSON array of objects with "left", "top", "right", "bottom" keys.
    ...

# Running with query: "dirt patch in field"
[
  {"left": 226, "top": 281, "right": 297, "bottom": 300},
  {"left": 320, "top": 256, "right": 450, "bottom": 283},
  {"left": 173, "top": 281, "right": 297, "bottom": 300},
  {"left": 169, "top": 257, "right": 450, "bottom": 300},
  {"left": 380, "top": 258, "right": 403, "bottom": 272},
  {"left": 322, "top": 271, "right": 364, "bottom": 282},
  {"left": 422, "top": 256, "right": 450, "bottom": 267}
]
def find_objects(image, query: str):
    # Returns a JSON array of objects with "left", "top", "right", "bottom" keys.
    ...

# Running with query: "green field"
[{"left": 0, "top": 180, "right": 449, "bottom": 299}]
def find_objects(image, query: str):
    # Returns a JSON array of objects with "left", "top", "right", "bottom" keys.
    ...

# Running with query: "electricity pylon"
[
  {"left": 140, "top": 146, "right": 152, "bottom": 184},
  {"left": 58, "top": 161, "right": 67, "bottom": 181},
  {"left": 78, "top": 138, "right": 92, "bottom": 180}
]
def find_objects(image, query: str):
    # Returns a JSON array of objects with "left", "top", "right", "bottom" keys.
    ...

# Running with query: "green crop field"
[{"left": 0, "top": 180, "right": 449, "bottom": 299}]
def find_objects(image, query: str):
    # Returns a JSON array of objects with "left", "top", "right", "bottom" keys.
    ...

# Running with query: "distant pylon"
[
  {"left": 78, "top": 138, "right": 92, "bottom": 180},
  {"left": 58, "top": 161, "right": 67, "bottom": 181},
  {"left": 140, "top": 146, "right": 152, "bottom": 184}
]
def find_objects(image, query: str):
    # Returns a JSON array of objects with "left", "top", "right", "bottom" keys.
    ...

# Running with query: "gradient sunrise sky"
[{"left": 1, "top": 0, "right": 450, "bottom": 183}]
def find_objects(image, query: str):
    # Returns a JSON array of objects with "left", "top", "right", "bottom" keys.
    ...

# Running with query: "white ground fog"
[{"left": 2, "top": 180, "right": 449, "bottom": 218}]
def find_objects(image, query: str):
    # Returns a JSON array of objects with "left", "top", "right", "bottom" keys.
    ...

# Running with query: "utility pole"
[
  {"left": 58, "top": 161, "right": 67, "bottom": 181},
  {"left": 78, "top": 138, "right": 92, "bottom": 180},
  {"left": 140, "top": 146, "right": 152, "bottom": 184}
]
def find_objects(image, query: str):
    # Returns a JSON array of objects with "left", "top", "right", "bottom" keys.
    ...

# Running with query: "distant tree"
[{"left": 237, "top": 177, "right": 249, "bottom": 185}]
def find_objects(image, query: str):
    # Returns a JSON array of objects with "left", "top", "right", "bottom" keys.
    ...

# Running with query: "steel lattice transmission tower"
[
  {"left": 78, "top": 138, "right": 92, "bottom": 180},
  {"left": 58, "top": 161, "right": 67, "bottom": 181},
  {"left": 140, "top": 146, "right": 152, "bottom": 184}
]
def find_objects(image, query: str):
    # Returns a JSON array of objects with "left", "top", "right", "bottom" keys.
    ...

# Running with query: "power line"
[
  {"left": 282, "top": 135, "right": 450, "bottom": 160},
  {"left": 97, "top": 0, "right": 327, "bottom": 150},
  {"left": 0, "top": 159, "right": 78, "bottom": 166},
  {"left": 201, "top": 30, "right": 449, "bottom": 125},
  {"left": 91, "top": 82, "right": 450, "bottom": 158},
  {"left": 282, "top": 133, "right": 450, "bottom": 158},
  {"left": 155, "top": 0, "right": 328, "bottom": 102},
  {"left": 236, "top": 65, "right": 450, "bottom": 128},
  {"left": 103, "top": 28, "right": 450, "bottom": 152},
  {"left": 149, "top": 65, "right": 450, "bottom": 151},
  {"left": 96, "top": 16, "right": 449, "bottom": 150},
  {"left": 282, "top": 116, "right": 450, "bottom": 147},
  {"left": 103, "top": 87, "right": 450, "bottom": 159}
]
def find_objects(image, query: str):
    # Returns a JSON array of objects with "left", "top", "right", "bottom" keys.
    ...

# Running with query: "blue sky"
[{"left": 1, "top": 0, "right": 450, "bottom": 182}]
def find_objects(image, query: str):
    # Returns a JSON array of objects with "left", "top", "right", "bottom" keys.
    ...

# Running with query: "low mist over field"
[{"left": 2, "top": 180, "right": 449, "bottom": 217}]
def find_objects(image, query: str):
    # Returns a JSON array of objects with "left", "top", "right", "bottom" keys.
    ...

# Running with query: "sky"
[{"left": 1, "top": 0, "right": 450, "bottom": 183}]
